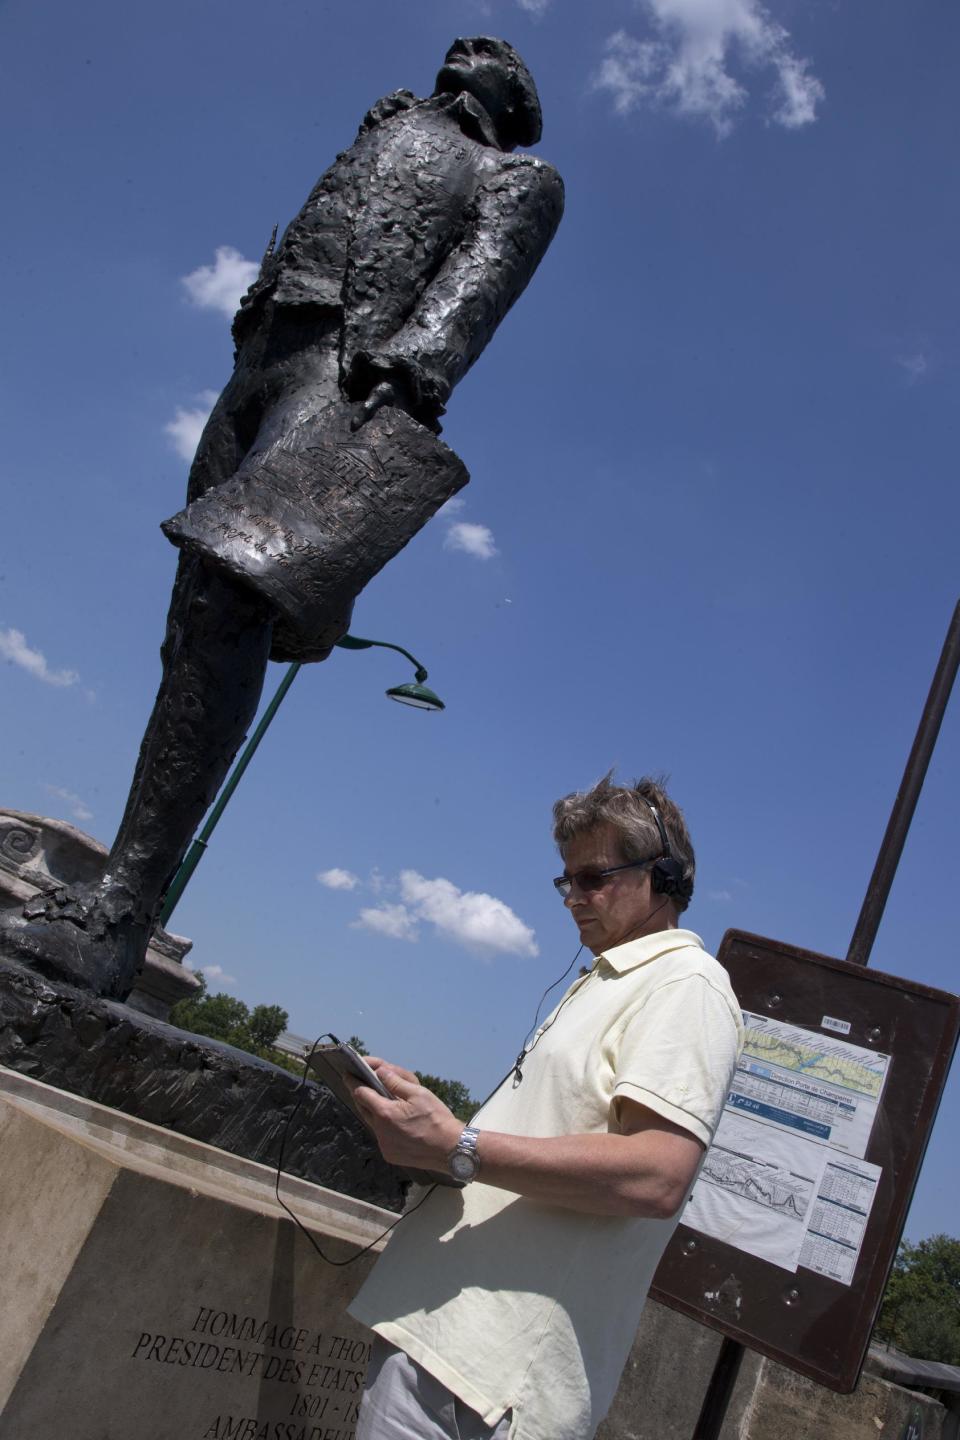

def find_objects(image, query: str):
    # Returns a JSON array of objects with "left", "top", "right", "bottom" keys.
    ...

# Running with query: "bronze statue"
[{"left": 0, "top": 36, "right": 563, "bottom": 998}]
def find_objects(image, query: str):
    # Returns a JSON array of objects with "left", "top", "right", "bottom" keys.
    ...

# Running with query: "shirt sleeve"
[{"left": 612, "top": 975, "right": 742, "bottom": 1147}]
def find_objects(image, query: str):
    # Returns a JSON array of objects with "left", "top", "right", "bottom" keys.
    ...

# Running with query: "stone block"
[
  {"left": 596, "top": 1301, "right": 761, "bottom": 1440},
  {"left": 0, "top": 1068, "right": 391, "bottom": 1440},
  {"left": 741, "top": 1357, "right": 946, "bottom": 1440},
  {"left": 594, "top": 1303, "right": 947, "bottom": 1440}
]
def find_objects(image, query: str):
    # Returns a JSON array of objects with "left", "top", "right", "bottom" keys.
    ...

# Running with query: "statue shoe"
[{"left": 0, "top": 889, "right": 148, "bottom": 1000}]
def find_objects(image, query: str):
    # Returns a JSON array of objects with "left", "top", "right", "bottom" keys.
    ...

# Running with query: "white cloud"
[
  {"left": 165, "top": 390, "right": 218, "bottom": 463},
  {"left": 317, "top": 867, "right": 360, "bottom": 891},
  {"left": 897, "top": 353, "right": 929, "bottom": 385},
  {"left": 352, "top": 873, "right": 537, "bottom": 956},
  {"left": 707, "top": 887, "right": 733, "bottom": 902},
  {"left": 354, "top": 903, "right": 420, "bottom": 942},
  {"left": 517, "top": 0, "right": 552, "bottom": 14},
  {"left": 437, "top": 495, "right": 466, "bottom": 517},
  {"left": 187, "top": 962, "right": 238, "bottom": 987},
  {"left": 0, "top": 627, "right": 80, "bottom": 688},
  {"left": 399, "top": 870, "right": 538, "bottom": 957},
  {"left": 444, "top": 521, "right": 498, "bottom": 561},
  {"left": 181, "top": 245, "right": 259, "bottom": 319},
  {"left": 43, "top": 784, "right": 93, "bottom": 823},
  {"left": 593, "top": 3, "right": 824, "bottom": 137}
]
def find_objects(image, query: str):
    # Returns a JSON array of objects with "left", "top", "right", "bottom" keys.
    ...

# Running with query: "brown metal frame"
[
  {"left": 651, "top": 929, "right": 960, "bottom": 1393},
  {"left": 680, "top": 600, "right": 960, "bottom": 1437}
]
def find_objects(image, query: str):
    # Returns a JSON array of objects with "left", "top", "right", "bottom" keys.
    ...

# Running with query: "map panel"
[
  {"left": 734, "top": 1013, "right": 890, "bottom": 1158},
  {"left": 685, "top": 1013, "right": 890, "bottom": 1277},
  {"left": 685, "top": 1113, "right": 828, "bottom": 1271}
]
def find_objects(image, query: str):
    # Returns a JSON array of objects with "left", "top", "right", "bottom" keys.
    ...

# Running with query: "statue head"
[{"left": 435, "top": 37, "right": 543, "bottom": 150}]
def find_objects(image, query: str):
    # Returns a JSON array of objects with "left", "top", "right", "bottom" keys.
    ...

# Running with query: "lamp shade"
[{"left": 386, "top": 682, "right": 445, "bottom": 711}]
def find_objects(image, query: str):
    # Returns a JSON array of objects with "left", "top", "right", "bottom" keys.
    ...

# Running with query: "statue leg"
[
  {"left": 1, "top": 310, "right": 342, "bottom": 997},
  {"left": 3, "top": 563, "right": 272, "bottom": 996},
  {"left": 2, "top": 393, "right": 274, "bottom": 994},
  {"left": 96, "top": 558, "right": 274, "bottom": 953},
  {"left": 98, "top": 354, "right": 281, "bottom": 934}
]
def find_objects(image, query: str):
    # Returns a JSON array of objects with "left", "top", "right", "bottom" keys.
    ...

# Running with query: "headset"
[{"left": 642, "top": 797, "right": 692, "bottom": 903}]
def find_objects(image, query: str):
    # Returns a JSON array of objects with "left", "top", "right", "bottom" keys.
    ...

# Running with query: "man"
[
  {"left": 346, "top": 774, "right": 743, "bottom": 1440},
  {"left": 2, "top": 37, "right": 563, "bottom": 998}
]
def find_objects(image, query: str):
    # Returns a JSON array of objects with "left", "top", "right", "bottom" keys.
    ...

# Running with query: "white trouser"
[{"left": 356, "top": 1337, "right": 512, "bottom": 1440}]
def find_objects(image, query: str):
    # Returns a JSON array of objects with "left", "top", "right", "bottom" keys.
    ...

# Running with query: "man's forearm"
[
  {"left": 468, "top": 1126, "right": 697, "bottom": 1219},
  {"left": 349, "top": 1062, "right": 703, "bottom": 1220}
]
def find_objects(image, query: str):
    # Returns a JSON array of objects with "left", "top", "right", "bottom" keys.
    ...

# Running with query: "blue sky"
[{"left": 1, "top": 0, "right": 957, "bottom": 1246}]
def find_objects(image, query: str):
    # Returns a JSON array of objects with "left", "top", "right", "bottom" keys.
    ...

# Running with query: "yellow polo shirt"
[{"left": 349, "top": 929, "right": 742, "bottom": 1440}]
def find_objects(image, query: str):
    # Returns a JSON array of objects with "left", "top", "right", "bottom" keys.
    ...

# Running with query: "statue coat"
[{"left": 168, "top": 87, "right": 564, "bottom": 660}]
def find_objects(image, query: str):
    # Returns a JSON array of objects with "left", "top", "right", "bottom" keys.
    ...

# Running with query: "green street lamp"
[
  {"left": 334, "top": 635, "right": 445, "bottom": 712},
  {"left": 157, "top": 634, "right": 444, "bottom": 927}
]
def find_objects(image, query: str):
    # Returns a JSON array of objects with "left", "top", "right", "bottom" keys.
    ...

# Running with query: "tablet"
[{"left": 305, "top": 1041, "right": 464, "bottom": 1189}]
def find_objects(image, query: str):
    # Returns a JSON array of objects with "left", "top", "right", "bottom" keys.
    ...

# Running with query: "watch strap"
[{"left": 449, "top": 1125, "right": 481, "bottom": 1181}]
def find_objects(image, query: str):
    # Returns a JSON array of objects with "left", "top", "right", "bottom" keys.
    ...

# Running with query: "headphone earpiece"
[
  {"left": 642, "top": 800, "right": 691, "bottom": 901},
  {"left": 651, "top": 854, "right": 685, "bottom": 897}
]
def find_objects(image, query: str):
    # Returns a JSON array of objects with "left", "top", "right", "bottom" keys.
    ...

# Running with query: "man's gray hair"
[{"left": 552, "top": 772, "right": 695, "bottom": 912}]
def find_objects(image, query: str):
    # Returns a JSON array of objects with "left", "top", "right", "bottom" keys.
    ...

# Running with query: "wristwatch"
[{"left": 448, "top": 1125, "right": 481, "bottom": 1183}]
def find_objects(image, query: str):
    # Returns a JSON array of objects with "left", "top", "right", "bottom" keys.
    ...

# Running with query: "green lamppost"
[{"left": 157, "top": 635, "right": 444, "bottom": 927}]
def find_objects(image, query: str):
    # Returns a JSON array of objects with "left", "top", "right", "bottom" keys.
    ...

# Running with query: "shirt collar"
[
  {"left": 595, "top": 929, "right": 704, "bottom": 974},
  {"left": 432, "top": 90, "right": 502, "bottom": 149}
]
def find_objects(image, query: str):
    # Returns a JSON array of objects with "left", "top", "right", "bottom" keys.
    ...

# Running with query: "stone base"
[
  {"left": 741, "top": 1355, "right": 947, "bottom": 1440},
  {"left": 0, "top": 960, "right": 406, "bottom": 1210},
  {"left": 0, "top": 1069, "right": 390, "bottom": 1440},
  {"left": 596, "top": 1299, "right": 947, "bottom": 1440}
]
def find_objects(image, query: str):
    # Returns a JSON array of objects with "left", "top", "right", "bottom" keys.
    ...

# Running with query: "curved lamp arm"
[
  {"left": 158, "top": 633, "right": 443, "bottom": 927},
  {"left": 335, "top": 633, "right": 429, "bottom": 683}
]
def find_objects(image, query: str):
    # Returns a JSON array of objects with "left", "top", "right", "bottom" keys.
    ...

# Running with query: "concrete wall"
[
  {"left": 599, "top": 1300, "right": 947, "bottom": 1440},
  {"left": 742, "top": 1357, "right": 945, "bottom": 1440},
  {"left": 597, "top": 1301, "right": 761, "bottom": 1440}
]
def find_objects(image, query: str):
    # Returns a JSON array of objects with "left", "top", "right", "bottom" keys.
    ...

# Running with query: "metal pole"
[
  {"left": 688, "top": 600, "right": 960, "bottom": 1439},
  {"left": 692, "top": 1338, "right": 745, "bottom": 1440},
  {"left": 847, "top": 599, "right": 960, "bottom": 967},
  {"left": 158, "top": 662, "right": 301, "bottom": 927}
]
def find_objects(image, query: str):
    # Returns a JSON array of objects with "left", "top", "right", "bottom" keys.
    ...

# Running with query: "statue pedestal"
[
  {"left": 0, "top": 959, "right": 406, "bottom": 1208},
  {"left": 0, "top": 1069, "right": 387, "bottom": 1439}
]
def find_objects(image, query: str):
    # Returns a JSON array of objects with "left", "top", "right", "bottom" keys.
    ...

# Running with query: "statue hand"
[
  {"left": 348, "top": 353, "right": 444, "bottom": 434},
  {"left": 351, "top": 380, "right": 404, "bottom": 431}
]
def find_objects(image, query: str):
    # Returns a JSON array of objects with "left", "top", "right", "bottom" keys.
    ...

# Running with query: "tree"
[
  {"left": 875, "top": 1234, "right": 960, "bottom": 1364},
  {"left": 414, "top": 1073, "right": 477, "bottom": 1122},
  {"left": 169, "top": 974, "right": 300, "bottom": 1074},
  {"left": 249, "top": 1004, "right": 288, "bottom": 1051}
]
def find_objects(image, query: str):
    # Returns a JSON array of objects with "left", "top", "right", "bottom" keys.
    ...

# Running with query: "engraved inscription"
[{"left": 129, "top": 1306, "right": 370, "bottom": 1440}]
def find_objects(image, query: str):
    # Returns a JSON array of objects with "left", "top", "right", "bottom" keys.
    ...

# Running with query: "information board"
[{"left": 650, "top": 929, "right": 960, "bottom": 1392}]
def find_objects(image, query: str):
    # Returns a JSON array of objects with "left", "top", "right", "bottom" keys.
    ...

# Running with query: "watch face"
[{"left": 450, "top": 1150, "right": 479, "bottom": 1182}]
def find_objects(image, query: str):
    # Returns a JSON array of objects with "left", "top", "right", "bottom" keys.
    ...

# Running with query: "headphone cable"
[{"left": 275, "top": 940, "right": 591, "bottom": 1263}]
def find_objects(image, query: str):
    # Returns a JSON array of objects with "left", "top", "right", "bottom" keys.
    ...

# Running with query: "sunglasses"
[{"left": 552, "top": 859, "right": 654, "bottom": 899}]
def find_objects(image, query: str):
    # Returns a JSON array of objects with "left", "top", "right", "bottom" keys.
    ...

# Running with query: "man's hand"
[{"left": 346, "top": 1057, "right": 462, "bottom": 1172}]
